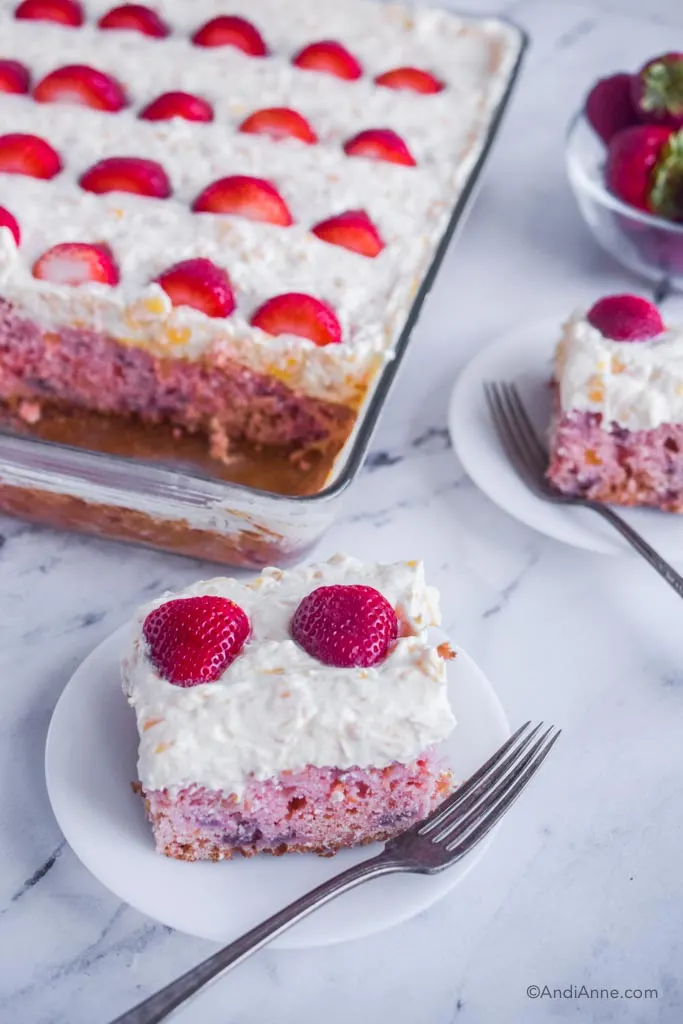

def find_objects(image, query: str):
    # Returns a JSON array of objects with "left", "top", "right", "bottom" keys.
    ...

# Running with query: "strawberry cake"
[
  {"left": 122, "top": 553, "right": 456, "bottom": 860},
  {"left": 0, "top": 0, "right": 520, "bottom": 478},
  {"left": 547, "top": 293, "right": 683, "bottom": 511}
]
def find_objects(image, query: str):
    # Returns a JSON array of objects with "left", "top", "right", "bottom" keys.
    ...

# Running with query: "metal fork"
[
  {"left": 485, "top": 381, "right": 683, "bottom": 599},
  {"left": 110, "top": 722, "right": 559, "bottom": 1024}
]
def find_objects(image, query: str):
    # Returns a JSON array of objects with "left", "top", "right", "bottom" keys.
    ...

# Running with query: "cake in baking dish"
[
  {"left": 0, "top": 0, "right": 519, "bottom": 472},
  {"left": 548, "top": 293, "right": 683, "bottom": 512},
  {"left": 122, "top": 553, "right": 456, "bottom": 860}
]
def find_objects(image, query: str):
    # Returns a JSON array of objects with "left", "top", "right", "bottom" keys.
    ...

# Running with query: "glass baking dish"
[{"left": 0, "top": 14, "right": 527, "bottom": 568}]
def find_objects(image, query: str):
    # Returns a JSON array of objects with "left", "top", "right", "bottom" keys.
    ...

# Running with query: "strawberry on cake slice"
[
  {"left": 122, "top": 553, "right": 456, "bottom": 860},
  {"left": 547, "top": 293, "right": 683, "bottom": 511}
]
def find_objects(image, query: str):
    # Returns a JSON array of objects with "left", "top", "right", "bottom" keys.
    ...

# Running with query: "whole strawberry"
[
  {"left": 585, "top": 73, "right": 638, "bottom": 144},
  {"left": 631, "top": 52, "right": 683, "bottom": 128},
  {"left": 143, "top": 596, "right": 250, "bottom": 686},
  {"left": 291, "top": 585, "right": 398, "bottom": 668},
  {"left": 648, "top": 130, "right": 683, "bottom": 220},
  {"left": 605, "top": 124, "right": 676, "bottom": 214}
]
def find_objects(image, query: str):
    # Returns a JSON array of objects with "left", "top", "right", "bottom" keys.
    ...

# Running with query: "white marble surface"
[{"left": 2, "top": 1, "right": 683, "bottom": 1021}]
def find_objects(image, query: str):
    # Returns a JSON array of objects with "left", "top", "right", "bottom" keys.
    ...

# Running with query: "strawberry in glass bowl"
[{"left": 566, "top": 53, "right": 683, "bottom": 289}]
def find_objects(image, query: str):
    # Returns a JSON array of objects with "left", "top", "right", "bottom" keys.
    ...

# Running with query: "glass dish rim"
[{"left": 0, "top": 11, "right": 529, "bottom": 511}]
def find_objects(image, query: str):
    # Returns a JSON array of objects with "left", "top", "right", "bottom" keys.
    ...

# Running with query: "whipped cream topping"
[
  {"left": 122, "top": 553, "right": 456, "bottom": 797},
  {"left": 555, "top": 312, "right": 683, "bottom": 431},
  {"left": 0, "top": 0, "right": 521, "bottom": 403},
  {"left": 0, "top": 12, "right": 500, "bottom": 171}
]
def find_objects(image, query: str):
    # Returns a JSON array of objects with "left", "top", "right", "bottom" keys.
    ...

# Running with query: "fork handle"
[
  {"left": 109, "top": 852, "right": 401, "bottom": 1024},
  {"left": 591, "top": 504, "right": 683, "bottom": 597}
]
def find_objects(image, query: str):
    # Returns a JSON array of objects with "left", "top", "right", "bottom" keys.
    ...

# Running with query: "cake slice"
[
  {"left": 122, "top": 553, "right": 456, "bottom": 860},
  {"left": 547, "top": 293, "right": 683, "bottom": 511}
]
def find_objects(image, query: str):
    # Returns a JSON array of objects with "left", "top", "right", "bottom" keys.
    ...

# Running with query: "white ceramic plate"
[
  {"left": 449, "top": 317, "right": 683, "bottom": 558},
  {"left": 45, "top": 625, "right": 509, "bottom": 949}
]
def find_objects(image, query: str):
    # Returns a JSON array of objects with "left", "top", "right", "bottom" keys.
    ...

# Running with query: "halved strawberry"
[
  {"left": 143, "top": 595, "right": 250, "bottom": 686},
  {"left": 192, "top": 175, "right": 293, "bottom": 226},
  {"left": 292, "top": 40, "right": 362, "bottom": 80},
  {"left": 238, "top": 107, "right": 317, "bottom": 144},
  {"left": 586, "top": 294, "right": 665, "bottom": 341},
  {"left": 343, "top": 128, "right": 416, "bottom": 166},
  {"left": 250, "top": 293, "right": 342, "bottom": 346},
  {"left": 0, "top": 60, "right": 30, "bottom": 95},
  {"left": 139, "top": 91, "right": 214, "bottom": 122},
  {"left": 14, "top": 0, "right": 83, "bottom": 26},
  {"left": 33, "top": 65, "right": 127, "bottom": 112},
  {"left": 0, "top": 133, "right": 62, "bottom": 179},
  {"left": 311, "top": 209, "right": 384, "bottom": 257},
  {"left": 32, "top": 242, "right": 120, "bottom": 286},
  {"left": 374, "top": 66, "right": 444, "bottom": 94},
  {"left": 291, "top": 584, "right": 397, "bottom": 667},
  {"left": 98, "top": 4, "right": 170, "bottom": 37},
  {"left": 155, "top": 258, "right": 235, "bottom": 318},
  {"left": 0, "top": 206, "right": 20, "bottom": 245},
  {"left": 191, "top": 15, "right": 268, "bottom": 56},
  {"left": 79, "top": 157, "right": 171, "bottom": 198}
]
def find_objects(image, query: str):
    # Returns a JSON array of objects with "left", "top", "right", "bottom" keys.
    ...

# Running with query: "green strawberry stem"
[
  {"left": 642, "top": 58, "right": 683, "bottom": 117},
  {"left": 650, "top": 129, "right": 683, "bottom": 220}
]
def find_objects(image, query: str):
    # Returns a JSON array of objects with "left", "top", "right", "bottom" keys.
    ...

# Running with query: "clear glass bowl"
[{"left": 566, "top": 111, "right": 683, "bottom": 290}]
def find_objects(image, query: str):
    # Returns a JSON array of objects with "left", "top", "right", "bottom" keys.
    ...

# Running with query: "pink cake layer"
[
  {"left": 548, "top": 408, "right": 683, "bottom": 512},
  {"left": 0, "top": 299, "right": 355, "bottom": 450},
  {"left": 141, "top": 754, "right": 453, "bottom": 861}
]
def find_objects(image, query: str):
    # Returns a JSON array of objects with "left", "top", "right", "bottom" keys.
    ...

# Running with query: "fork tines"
[
  {"left": 417, "top": 722, "right": 560, "bottom": 857},
  {"left": 484, "top": 381, "right": 550, "bottom": 494}
]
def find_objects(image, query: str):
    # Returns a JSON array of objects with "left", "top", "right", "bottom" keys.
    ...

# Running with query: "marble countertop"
[{"left": 3, "top": 1, "right": 683, "bottom": 1022}]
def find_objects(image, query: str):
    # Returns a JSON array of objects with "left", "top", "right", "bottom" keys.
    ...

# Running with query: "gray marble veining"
[{"left": 2, "top": 1, "right": 683, "bottom": 1021}]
